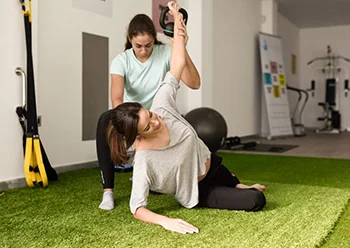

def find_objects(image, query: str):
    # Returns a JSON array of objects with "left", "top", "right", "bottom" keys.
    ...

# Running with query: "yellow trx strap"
[
  {"left": 20, "top": 0, "right": 50, "bottom": 188},
  {"left": 23, "top": 138, "right": 48, "bottom": 188}
]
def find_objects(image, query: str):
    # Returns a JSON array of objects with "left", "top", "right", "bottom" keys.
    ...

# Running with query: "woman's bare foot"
[{"left": 251, "top": 184, "right": 266, "bottom": 191}]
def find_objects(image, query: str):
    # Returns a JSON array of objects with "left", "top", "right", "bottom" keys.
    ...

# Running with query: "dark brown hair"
[
  {"left": 124, "top": 14, "right": 163, "bottom": 50},
  {"left": 107, "top": 102, "right": 142, "bottom": 165}
]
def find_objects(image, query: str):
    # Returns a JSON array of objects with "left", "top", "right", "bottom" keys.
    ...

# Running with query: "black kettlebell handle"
[{"left": 159, "top": 7, "right": 188, "bottom": 37}]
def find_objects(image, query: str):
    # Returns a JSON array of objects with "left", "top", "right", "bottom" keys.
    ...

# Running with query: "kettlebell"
[{"left": 159, "top": 7, "right": 188, "bottom": 37}]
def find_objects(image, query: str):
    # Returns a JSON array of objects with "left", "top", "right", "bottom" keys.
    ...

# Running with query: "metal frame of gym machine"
[{"left": 307, "top": 45, "right": 350, "bottom": 134}]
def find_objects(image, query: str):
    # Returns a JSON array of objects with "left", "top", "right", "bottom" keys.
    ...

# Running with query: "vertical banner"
[{"left": 259, "top": 32, "right": 293, "bottom": 138}]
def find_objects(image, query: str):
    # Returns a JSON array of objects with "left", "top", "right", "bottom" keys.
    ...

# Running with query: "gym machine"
[
  {"left": 307, "top": 45, "right": 350, "bottom": 133},
  {"left": 287, "top": 86, "right": 309, "bottom": 136}
]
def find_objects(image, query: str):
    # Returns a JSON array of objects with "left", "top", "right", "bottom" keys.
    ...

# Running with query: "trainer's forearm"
[
  {"left": 111, "top": 99, "right": 123, "bottom": 109},
  {"left": 181, "top": 50, "right": 201, "bottom": 89}
]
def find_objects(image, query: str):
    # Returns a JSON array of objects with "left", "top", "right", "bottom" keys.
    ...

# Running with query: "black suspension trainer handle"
[{"left": 159, "top": 6, "right": 188, "bottom": 37}]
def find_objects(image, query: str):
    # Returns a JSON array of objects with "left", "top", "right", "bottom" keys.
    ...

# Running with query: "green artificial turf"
[
  {"left": 219, "top": 152, "right": 350, "bottom": 248},
  {"left": 1, "top": 153, "right": 349, "bottom": 248}
]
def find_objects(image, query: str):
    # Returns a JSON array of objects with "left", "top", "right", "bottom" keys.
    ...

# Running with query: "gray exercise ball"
[{"left": 184, "top": 107, "right": 227, "bottom": 153}]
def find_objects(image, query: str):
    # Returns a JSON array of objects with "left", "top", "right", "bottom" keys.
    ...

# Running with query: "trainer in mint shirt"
[{"left": 110, "top": 44, "right": 171, "bottom": 109}]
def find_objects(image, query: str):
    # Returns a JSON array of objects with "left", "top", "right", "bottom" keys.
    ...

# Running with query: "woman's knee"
[{"left": 247, "top": 189, "right": 266, "bottom": 212}]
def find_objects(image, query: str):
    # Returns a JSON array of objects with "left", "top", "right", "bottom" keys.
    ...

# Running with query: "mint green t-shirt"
[{"left": 110, "top": 44, "right": 171, "bottom": 109}]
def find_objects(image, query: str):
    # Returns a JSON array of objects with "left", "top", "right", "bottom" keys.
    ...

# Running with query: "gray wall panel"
[{"left": 82, "top": 32, "right": 109, "bottom": 141}]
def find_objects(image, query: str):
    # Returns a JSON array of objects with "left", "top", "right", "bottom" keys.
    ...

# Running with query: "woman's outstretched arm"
[{"left": 134, "top": 207, "right": 199, "bottom": 234}]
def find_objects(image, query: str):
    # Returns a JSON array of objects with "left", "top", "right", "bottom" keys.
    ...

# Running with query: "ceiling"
[{"left": 277, "top": 0, "right": 350, "bottom": 28}]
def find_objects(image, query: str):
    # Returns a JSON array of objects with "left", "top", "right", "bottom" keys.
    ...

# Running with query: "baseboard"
[
  {"left": 0, "top": 161, "right": 98, "bottom": 191},
  {"left": 0, "top": 178, "right": 27, "bottom": 191},
  {"left": 54, "top": 161, "right": 98, "bottom": 173}
]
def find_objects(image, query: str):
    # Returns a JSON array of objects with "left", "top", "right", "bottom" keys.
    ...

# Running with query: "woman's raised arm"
[{"left": 168, "top": 1, "right": 187, "bottom": 82}]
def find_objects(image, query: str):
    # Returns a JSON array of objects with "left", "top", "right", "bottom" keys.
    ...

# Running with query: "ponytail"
[
  {"left": 107, "top": 123, "right": 129, "bottom": 165},
  {"left": 107, "top": 102, "right": 142, "bottom": 165}
]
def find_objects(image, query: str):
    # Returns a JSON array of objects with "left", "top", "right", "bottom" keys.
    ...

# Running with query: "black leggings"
[
  {"left": 197, "top": 154, "right": 266, "bottom": 212},
  {"left": 96, "top": 109, "right": 115, "bottom": 189}
]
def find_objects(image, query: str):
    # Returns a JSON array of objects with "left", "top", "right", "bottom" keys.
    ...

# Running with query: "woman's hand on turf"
[{"left": 160, "top": 217, "right": 199, "bottom": 234}]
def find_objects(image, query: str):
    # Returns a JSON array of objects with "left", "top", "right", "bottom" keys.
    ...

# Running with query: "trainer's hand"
[
  {"left": 178, "top": 19, "right": 188, "bottom": 45},
  {"left": 160, "top": 217, "right": 199, "bottom": 234},
  {"left": 167, "top": 19, "right": 188, "bottom": 44}
]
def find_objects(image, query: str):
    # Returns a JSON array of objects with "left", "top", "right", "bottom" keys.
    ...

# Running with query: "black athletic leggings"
[
  {"left": 197, "top": 154, "right": 266, "bottom": 212},
  {"left": 96, "top": 109, "right": 115, "bottom": 189}
]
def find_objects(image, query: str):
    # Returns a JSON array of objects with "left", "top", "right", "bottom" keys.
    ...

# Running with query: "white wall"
[
  {"left": 277, "top": 13, "right": 300, "bottom": 122},
  {"left": 0, "top": 0, "right": 195, "bottom": 183},
  {"left": 261, "top": 0, "right": 277, "bottom": 35},
  {"left": 201, "top": 0, "right": 214, "bottom": 109},
  {"left": 36, "top": 0, "right": 152, "bottom": 169},
  {"left": 0, "top": 0, "right": 26, "bottom": 182},
  {"left": 183, "top": 0, "right": 204, "bottom": 112},
  {"left": 1, "top": 0, "right": 277, "bottom": 183},
  {"left": 299, "top": 25, "right": 350, "bottom": 129},
  {"left": 177, "top": 0, "right": 213, "bottom": 114},
  {"left": 277, "top": 14, "right": 300, "bottom": 88},
  {"left": 210, "top": 0, "right": 262, "bottom": 137}
]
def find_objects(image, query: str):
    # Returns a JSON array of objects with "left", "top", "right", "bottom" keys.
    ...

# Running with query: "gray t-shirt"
[{"left": 130, "top": 72, "right": 211, "bottom": 214}]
